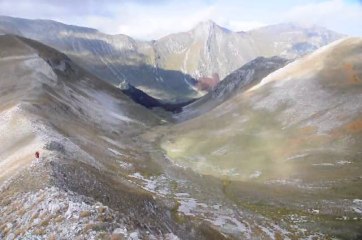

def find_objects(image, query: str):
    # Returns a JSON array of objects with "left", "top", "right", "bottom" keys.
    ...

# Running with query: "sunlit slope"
[
  {"left": 162, "top": 37, "right": 362, "bottom": 185},
  {"left": 178, "top": 56, "right": 288, "bottom": 120},
  {"left": 0, "top": 34, "right": 161, "bottom": 185},
  {"left": 0, "top": 36, "right": 49, "bottom": 182}
]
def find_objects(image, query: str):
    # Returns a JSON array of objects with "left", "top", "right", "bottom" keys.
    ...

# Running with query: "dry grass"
[
  {"left": 30, "top": 212, "right": 40, "bottom": 223},
  {"left": 92, "top": 223, "right": 108, "bottom": 232},
  {"left": 97, "top": 232, "right": 111, "bottom": 240},
  {"left": 14, "top": 228, "right": 26, "bottom": 237},
  {"left": 97, "top": 215, "right": 107, "bottom": 222},
  {"left": 80, "top": 210, "right": 91, "bottom": 218},
  {"left": 110, "top": 234, "right": 125, "bottom": 240},
  {"left": 48, "top": 234, "right": 57, "bottom": 240},
  {"left": 298, "top": 126, "right": 317, "bottom": 135},
  {"left": 16, "top": 208, "right": 26, "bottom": 216},
  {"left": 331, "top": 117, "right": 362, "bottom": 138},
  {"left": 0, "top": 197, "right": 11, "bottom": 206},
  {"left": 0, "top": 224, "right": 7, "bottom": 233},
  {"left": 33, "top": 228, "right": 46, "bottom": 236},
  {"left": 83, "top": 223, "right": 96, "bottom": 233},
  {"left": 40, "top": 218, "right": 51, "bottom": 227},
  {"left": 345, "top": 117, "right": 362, "bottom": 134},
  {"left": 2, "top": 227, "right": 10, "bottom": 236},
  {"left": 54, "top": 215, "right": 64, "bottom": 223},
  {"left": 97, "top": 206, "right": 107, "bottom": 214},
  {"left": 344, "top": 63, "right": 361, "bottom": 85}
]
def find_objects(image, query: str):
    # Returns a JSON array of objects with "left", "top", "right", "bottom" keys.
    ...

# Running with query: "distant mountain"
[
  {"left": 0, "top": 16, "right": 344, "bottom": 103},
  {"left": 154, "top": 21, "right": 341, "bottom": 85},
  {"left": 178, "top": 56, "right": 289, "bottom": 120},
  {"left": 248, "top": 22, "right": 344, "bottom": 58}
]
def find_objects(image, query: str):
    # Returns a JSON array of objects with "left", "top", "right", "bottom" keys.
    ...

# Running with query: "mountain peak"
[
  {"left": 250, "top": 21, "right": 340, "bottom": 34},
  {"left": 199, "top": 20, "right": 217, "bottom": 27},
  {"left": 192, "top": 20, "right": 229, "bottom": 34}
]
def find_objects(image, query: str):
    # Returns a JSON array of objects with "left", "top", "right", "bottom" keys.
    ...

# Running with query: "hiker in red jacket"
[{"left": 35, "top": 151, "right": 40, "bottom": 160}]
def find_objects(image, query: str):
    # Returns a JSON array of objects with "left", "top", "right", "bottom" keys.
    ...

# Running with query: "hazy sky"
[{"left": 0, "top": 0, "right": 361, "bottom": 39}]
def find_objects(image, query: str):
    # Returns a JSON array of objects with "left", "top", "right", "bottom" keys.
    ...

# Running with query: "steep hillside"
[
  {"left": 155, "top": 21, "right": 342, "bottom": 83},
  {"left": 178, "top": 56, "right": 288, "bottom": 120},
  {"left": 154, "top": 21, "right": 257, "bottom": 83},
  {"left": 0, "top": 16, "right": 200, "bottom": 103},
  {"left": 0, "top": 35, "right": 227, "bottom": 239},
  {"left": 160, "top": 37, "right": 362, "bottom": 239},
  {"left": 0, "top": 16, "right": 343, "bottom": 103}
]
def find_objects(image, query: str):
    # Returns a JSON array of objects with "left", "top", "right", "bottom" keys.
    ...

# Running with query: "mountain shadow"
[{"left": 121, "top": 84, "right": 197, "bottom": 113}]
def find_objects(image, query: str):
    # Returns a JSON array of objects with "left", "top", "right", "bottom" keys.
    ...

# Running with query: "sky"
[{"left": 0, "top": 0, "right": 361, "bottom": 39}]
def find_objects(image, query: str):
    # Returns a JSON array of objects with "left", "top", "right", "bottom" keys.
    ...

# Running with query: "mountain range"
[{"left": 0, "top": 16, "right": 343, "bottom": 103}]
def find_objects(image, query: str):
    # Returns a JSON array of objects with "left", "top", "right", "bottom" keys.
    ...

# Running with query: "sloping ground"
[
  {"left": 0, "top": 106, "right": 41, "bottom": 183},
  {"left": 160, "top": 37, "right": 362, "bottom": 239},
  {"left": 0, "top": 16, "right": 202, "bottom": 103},
  {"left": 0, "top": 35, "right": 228, "bottom": 239},
  {"left": 2, "top": 34, "right": 361, "bottom": 239},
  {"left": 0, "top": 36, "right": 48, "bottom": 183},
  {"left": 178, "top": 56, "right": 288, "bottom": 121},
  {"left": 0, "top": 16, "right": 343, "bottom": 103}
]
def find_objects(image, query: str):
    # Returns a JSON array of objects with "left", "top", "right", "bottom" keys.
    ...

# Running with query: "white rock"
[
  {"left": 113, "top": 227, "right": 127, "bottom": 235},
  {"left": 6, "top": 233, "right": 15, "bottom": 240},
  {"left": 33, "top": 218, "right": 41, "bottom": 225},
  {"left": 129, "top": 231, "right": 139, "bottom": 240}
]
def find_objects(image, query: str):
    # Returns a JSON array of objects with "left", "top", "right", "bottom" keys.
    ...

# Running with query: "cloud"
[
  {"left": 0, "top": 0, "right": 268, "bottom": 39},
  {"left": 86, "top": 0, "right": 269, "bottom": 39},
  {"left": 220, "top": 20, "right": 265, "bottom": 32},
  {"left": 0, "top": 0, "right": 361, "bottom": 39},
  {"left": 110, "top": 1, "right": 218, "bottom": 39},
  {"left": 282, "top": 0, "right": 362, "bottom": 36}
]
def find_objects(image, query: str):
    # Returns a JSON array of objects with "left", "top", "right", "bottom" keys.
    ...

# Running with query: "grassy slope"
[{"left": 160, "top": 37, "right": 362, "bottom": 238}]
